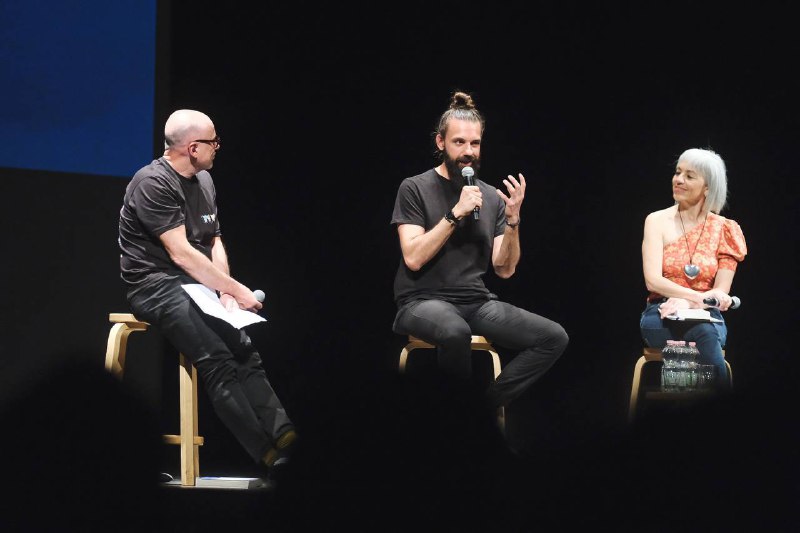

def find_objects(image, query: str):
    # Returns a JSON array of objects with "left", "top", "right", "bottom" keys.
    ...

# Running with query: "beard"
[{"left": 443, "top": 151, "right": 481, "bottom": 186}]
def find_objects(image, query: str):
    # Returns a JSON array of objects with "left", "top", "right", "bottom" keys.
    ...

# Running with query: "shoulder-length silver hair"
[{"left": 677, "top": 148, "right": 728, "bottom": 213}]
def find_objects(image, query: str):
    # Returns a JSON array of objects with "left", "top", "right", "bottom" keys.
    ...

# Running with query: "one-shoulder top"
[{"left": 647, "top": 212, "right": 747, "bottom": 303}]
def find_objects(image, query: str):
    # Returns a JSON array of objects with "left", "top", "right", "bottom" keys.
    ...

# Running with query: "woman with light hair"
[{"left": 639, "top": 148, "right": 747, "bottom": 388}]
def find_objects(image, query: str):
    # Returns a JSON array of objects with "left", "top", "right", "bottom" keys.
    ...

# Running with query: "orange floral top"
[{"left": 648, "top": 212, "right": 747, "bottom": 302}]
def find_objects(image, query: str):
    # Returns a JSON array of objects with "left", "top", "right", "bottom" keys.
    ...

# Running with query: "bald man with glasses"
[{"left": 118, "top": 109, "right": 297, "bottom": 482}]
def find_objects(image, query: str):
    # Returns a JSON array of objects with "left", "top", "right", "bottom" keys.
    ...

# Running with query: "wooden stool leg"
[
  {"left": 628, "top": 356, "right": 647, "bottom": 423},
  {"left": 485, "top": 347, "right": 505, "bottom": 433},
  {"left": 105, "top": 323, "right": 130, "bottom": 378},
  {"left": 108, "top": 315, "right": 205, "bottom": 485},
  {"left": 178, "top": 353, "right": 199, "bottom": 486},
  {"left": 399, "top": 346, "right": 412, "bottom": 373},
  {"left": 105, "top": 322, "right": 146, "bottom": 378},
  {"left": 399, "top": 339, "right": 434, "bottom": 373},
  {"left": 191, "top": 360, "right": 200, "bottom": 477}
]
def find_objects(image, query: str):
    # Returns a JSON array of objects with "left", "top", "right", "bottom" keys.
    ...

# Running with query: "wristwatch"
[
  {"left": 444, "top": 209, "right": 459, "bottom": 226},
  {"left": 506, "top": 216, "right": 520, "bottom": 228}
]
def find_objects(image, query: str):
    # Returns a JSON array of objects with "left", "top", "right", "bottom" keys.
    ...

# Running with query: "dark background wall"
[{"left": 2, "top": 0, "right": 797, "bottom": 501}]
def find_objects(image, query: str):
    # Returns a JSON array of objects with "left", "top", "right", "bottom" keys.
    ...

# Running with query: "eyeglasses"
[{"left": 192, "top": 135, "right": 221, "bottom": 148}]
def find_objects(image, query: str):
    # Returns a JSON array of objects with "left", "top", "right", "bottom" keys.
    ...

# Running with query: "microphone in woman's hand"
[{"left": 704, "top": 296, "right": 741, "bottom": 309}]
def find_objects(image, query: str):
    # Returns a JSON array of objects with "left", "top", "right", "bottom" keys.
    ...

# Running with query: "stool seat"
[
  {"left": 628, "top": 346, "right": 733, "bottom": 423},
  {"left": 105, "top": 313, "right": 203, "bottom": 486},
  {"left": 399, "top": 335, "right": 505, "bottom": 431}
]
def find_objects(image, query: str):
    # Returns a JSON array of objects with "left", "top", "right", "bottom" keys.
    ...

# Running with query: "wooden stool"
[
  {"left": 399, "top": 335, "right": 505, "bottom": 431},
  {"left": 105, "top": 313, "right": 203, "bottom": 486},
  {"left": 628, "top": 347, "right": 733, "bottom": 423}
]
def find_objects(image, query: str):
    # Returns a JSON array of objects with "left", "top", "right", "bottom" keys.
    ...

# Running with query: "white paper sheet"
[
  {"left": 181, "top": 284, "right": 266, "bottom": 329},
  {"left": 665, "top": 309, "right": 723, "bottom": 323}
]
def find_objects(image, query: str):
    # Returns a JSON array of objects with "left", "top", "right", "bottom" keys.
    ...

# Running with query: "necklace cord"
[{"left": 678, "top": 209, "right": 708, "bottom": 265}]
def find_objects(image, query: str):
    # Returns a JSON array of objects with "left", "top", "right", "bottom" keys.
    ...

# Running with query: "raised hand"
[{"left": 496, "top": 173, "right": 526, "bottom": 223}]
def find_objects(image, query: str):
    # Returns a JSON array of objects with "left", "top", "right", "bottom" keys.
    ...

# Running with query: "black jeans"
[
  {"left": 128, "top": 274, "right": 294, "bottom": 463},
  {"left": 393, "top": 298, "right": 568, "bottom": 407}
]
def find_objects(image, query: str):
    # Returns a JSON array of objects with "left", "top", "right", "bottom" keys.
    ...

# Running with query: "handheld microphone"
[
  {"left": 703, "top": 296, "right": 741, "bottom": 309},
  {"left": 253, "top": 289, "right": 265, "bottom": 303},
  {"left": 461, "top": 166, "right": 479, "bottom": 220}
]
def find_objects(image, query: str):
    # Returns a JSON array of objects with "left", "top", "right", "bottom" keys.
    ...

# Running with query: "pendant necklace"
[{"left": 678, "top": 208, "right": 707, "bottom": 280}]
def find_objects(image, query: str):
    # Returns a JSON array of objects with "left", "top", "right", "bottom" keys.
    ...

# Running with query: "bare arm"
[
  {"left": 211, "top": 236, "right": 243, "bottom": 311},
  {"left": 398, "top": 221, "right": 456, "bottom": 271},
  {"left": 211, "top": 236, "right": 230, "bottom": 276},
  {"left": 492, "top": 173, "right": 525, "bottom": 278},
  {"left": 397, "top": 185, "right": 482, "bottom": 271},
  {"left": 492, "top": 228, "right": 520, "bottom": 279},
  {"left": 160, "top": 226, "right": 261, "bottom": 311},
  {"left": 713, "top": 269, "right": 735, "bottom": 294},
  {"left": 710, "top": 269, "right": 736, "bottom": 310}
]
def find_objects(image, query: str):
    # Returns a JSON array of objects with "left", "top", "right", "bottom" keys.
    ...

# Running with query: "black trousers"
[
  {"left": 128, "top": 274, "right": 294, "bottom": 463},
  {"left": 393, "top": 298, "right": 568, "bottom": 407}
]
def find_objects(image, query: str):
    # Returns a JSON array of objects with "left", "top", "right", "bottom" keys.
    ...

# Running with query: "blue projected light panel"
[{"left": 0, "top": 1, "right": 157, "bottom": 178}]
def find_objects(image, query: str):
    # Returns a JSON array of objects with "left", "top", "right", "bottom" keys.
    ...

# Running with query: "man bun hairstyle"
[{"left": 433, "top": 91, "right": 485, "bottom": 162}]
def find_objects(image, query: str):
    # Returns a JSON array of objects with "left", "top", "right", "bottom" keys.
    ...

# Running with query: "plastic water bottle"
[
  {"left": 686, "top": 341, "right": 700, "bottom": 391},
  {"left": 678, "top": 340, "right": 700, "bottom": 391},
  {"left": 672, "top": 341, "right": 687, "bottom": 391},
  {"left": 661, "top": 340, "right": 679, "bottom": 392}
]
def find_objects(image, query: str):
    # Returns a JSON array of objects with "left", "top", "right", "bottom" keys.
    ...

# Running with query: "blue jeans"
[
  {"left": 393, "top": 298, "right": 568, "bottom": 407},
  {"left": 639, "top": 301, "right": 730, "bottom": 387}
]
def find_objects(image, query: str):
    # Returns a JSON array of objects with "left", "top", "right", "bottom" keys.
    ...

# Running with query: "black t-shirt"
[
  {"left": 119, "top": 157, "right": 220, "bottom": 287},
  {"left": 391, "top": 168, "right": 506, "bottom": 307}
]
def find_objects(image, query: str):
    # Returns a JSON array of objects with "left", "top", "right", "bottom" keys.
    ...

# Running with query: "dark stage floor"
[{"left": 1, "top": 343, "right": 797, "bottom": 532}]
